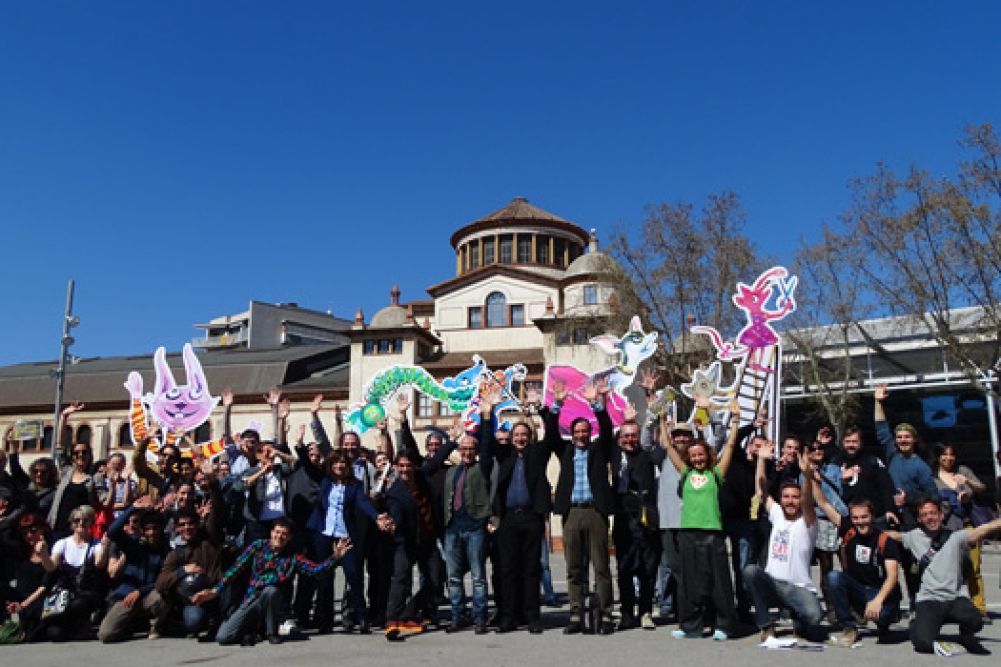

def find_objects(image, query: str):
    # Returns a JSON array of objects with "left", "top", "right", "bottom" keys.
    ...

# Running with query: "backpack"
[{"left": 840, "top": 527, "right": 891, "bottom": 577}]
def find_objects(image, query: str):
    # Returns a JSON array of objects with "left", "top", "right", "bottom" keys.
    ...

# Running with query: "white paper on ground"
[{"left": 759, "top": 636, "right": 798, "bottom": 649}]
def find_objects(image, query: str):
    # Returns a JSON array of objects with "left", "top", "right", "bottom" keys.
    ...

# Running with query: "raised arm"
[
  {"left": 873, "top": 384, "right": 895, "bottom": 461},
  {"left": 541, "top": 380, "right": 568, "bottom": 456},
  {"left": 798, "top": 448, "right": 816, "bottom": 526},
  {"left": 221, "top": 388, "right": 235, "bottom": 443},
  {"left": 715, "top": 399, "right": 741, "bottom": 476},
  {"left": 966, "top": 516, "right": 1001, "bottom": 544},
  {"left": 660, "top": 419, "right": 686, "bottom": 473},
  {"left": 756, "top": 440, "right": 776, "bottom": 514},
  {"left": 308, "top": 394, "right": 332, "bottom": 454},
  {"left": 56, "top": 401, "right": 85, "bottom": 467},
  {"left": 809, "top": 468, "right": 842, "bottom": 529}
]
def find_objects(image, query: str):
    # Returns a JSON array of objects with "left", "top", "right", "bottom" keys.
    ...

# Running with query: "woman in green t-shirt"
[{"left": 663, "top": 399, "right": 740, "bottom": 640}]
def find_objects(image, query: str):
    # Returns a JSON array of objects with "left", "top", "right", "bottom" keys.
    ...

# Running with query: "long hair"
[
  {"left": 323, "top": 450, "right": 356, "bottom": 483},
  {"left": 684, "top": 439, "right": 718, "bottom": 470}
]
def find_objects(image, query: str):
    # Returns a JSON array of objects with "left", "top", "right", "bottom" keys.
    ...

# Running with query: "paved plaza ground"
[{"left": 6, "top": 548, "right": 1001, "bottom": 666}]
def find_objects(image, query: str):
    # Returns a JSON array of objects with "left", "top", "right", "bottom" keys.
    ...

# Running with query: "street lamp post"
[{"left": 50, "top": 280, "right": 79, "bottom": 460}]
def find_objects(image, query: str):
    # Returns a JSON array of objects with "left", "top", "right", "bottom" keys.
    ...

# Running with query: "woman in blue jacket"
[{"left": 306, "top": 450, "right": 391, "bottom": 634}]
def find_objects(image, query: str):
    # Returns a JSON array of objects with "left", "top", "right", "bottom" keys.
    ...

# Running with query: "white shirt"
[
  {"left": 53, "top": 537, "right": 103, "bottom": 567},
  {"left": 765, "top": 503, "right": 818, "bottom": 590},
  {"left": 259, "top": 471, "right": 285, "bottom": 520}
]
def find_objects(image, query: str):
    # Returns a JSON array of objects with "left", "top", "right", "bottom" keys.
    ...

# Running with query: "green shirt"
[{"left": 680, "top": 465, "right": 723, "bottom": 530}]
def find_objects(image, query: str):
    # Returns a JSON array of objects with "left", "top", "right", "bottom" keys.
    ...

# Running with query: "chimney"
[
  {"left": 406, "top": 303, "right": 415, "bottom": 323},
  {"left": 353, "top": 307, "right": 365, "bottom": 329},
  {"left": 390, "top": 284, "right": 401, "bottom": 306},
  {"left": 588, "top": 228, "right": 598, "bottom": 253},
  {"left": 545, "top": 296, "right": 554, "bottom": 314}
]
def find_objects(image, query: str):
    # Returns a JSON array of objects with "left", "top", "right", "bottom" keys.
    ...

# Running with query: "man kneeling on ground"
[
  {"left": 886, "top": 497, "right": 1001, "bottom": 654},
  {"left": 192, "top": 518, "right": 351, "bottom": 645}
]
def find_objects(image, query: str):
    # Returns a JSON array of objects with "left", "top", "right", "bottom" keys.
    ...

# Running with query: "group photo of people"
[{"left": 2, "top": 376, "right": 999, "bottom": 654}]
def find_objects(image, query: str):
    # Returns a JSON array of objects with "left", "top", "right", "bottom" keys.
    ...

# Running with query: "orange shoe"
[
  {"left": 400, "top": 620, "right": 426, "bottom": 634},
  {"left": 384, "top": 623, "right": 402, "bottom": 641}
]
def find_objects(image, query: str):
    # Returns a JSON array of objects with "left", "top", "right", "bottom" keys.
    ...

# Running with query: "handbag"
[{"left": 41, "top": 588, "right": 72, "bottom": 619}]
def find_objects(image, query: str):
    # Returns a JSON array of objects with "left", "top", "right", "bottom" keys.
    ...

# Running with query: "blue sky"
[{"left": 1, "top": 1, "right": 999, "bottom": 366}]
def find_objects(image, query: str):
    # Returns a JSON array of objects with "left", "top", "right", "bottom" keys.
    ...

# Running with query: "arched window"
[
  {"left": 485, "top": 292, "right": 508, "bottom": 328},
  {"left": 75, "top": 424, "right": 92, "bottom": 447},
  {"left": 118, "top": 423, "right": 134, "bottom": 448}
]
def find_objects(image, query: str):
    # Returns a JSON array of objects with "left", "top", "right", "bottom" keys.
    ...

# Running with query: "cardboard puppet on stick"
[
  {"left": 344, "top": 355, "right": 527, "bottom": 435},
  {"left": 687, "top": 266, "right": 797, "bottom": 443},
  {"left": 124, "top": 343, "right": 225, "bottom": 459},
  {"left": 542, "top": 316, "right": 659, "bottom": 438}
]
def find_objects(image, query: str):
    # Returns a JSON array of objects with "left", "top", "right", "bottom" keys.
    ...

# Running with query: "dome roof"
[
  {"left": 565, "top": 249, "right": 620, "bottom": 278},
  {"left": 370, "top": 305, "right": 407, "bottom": 328}
]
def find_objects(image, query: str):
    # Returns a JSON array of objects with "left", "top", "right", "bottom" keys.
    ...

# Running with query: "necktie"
[{"left": 453, "top": 466, "right": 466, "bottom": 512}]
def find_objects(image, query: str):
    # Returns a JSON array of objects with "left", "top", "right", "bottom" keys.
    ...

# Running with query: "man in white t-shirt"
[{"left": 742, "top": 440, "right": 823, "bottom": 642}]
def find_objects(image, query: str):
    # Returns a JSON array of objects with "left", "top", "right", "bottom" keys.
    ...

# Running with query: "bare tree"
[
  {"left": 608, "top": 191, "right": 766, "bottom": 388},
  {"left": 823, "top": 123, "right": 1001, "bottom": 394}
]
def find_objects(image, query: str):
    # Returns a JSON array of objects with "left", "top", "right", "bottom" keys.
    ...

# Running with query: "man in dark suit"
[
  {"left": 485, "top": 393, "right": 552, "bottom": 634},
  {"left": 610, "top": 413, "right": 664, "bottom": 630},
  {"left": 545, "top": 379, "right": 616, "bottom": 636}
]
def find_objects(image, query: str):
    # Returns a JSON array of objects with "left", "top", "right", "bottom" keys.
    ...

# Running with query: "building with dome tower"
[{"left": 349, "top": 196, "right": 627, "bottom": 431}]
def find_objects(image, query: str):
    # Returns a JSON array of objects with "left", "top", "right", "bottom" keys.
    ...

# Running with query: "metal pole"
[
  {"left": 51, "top": 280, "right": 75, "bottom": 460},
  {"left": 985, "top": 378, "right": 1000, "bottom": 496}
]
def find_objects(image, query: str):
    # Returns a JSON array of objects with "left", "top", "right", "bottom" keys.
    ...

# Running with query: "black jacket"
[
  {"left": 486, "top": 415, "right": 553, "bottom": 519},
  {"left": 544, "top": 404, "right": 616, "bottom": 517},
  {"left": 610, "top": 445, "right": 663, "bottom": 520}
]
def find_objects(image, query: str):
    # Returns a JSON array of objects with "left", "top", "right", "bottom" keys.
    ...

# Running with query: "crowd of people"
[{"left": 1, "top": 378, "right": 999, "bottom": 654}]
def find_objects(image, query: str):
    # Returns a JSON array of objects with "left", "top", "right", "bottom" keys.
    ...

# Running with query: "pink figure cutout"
[{"left": 543, "top": 316, "right": 657, "bottom": 438}]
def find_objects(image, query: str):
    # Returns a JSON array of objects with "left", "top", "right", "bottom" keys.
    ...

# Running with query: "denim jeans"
[
  {"left": 540, "top": 538, "right": 556, "bottom": 601},
  {"left": 216, "top": 586, "right": 284, "bottom": 644},
  {"left": 826, "top": 570, "right": 899, "bottom": 630},
  {"left": 444, "top": 522, "right": 487, "bottom": 624},
  {"left": 742, "top": 564, "right": 823, "bottom": 639}
]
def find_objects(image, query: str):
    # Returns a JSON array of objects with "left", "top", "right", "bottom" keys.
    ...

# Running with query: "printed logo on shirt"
[
  {"left": 854, "top": 544, "right": 872, "bottom": 565},
  {"left": 771, "top": 528, "right": 790, "bottom": 562},
  {"left": 689, "top": 472, "right": 709, "bottom": 489}
]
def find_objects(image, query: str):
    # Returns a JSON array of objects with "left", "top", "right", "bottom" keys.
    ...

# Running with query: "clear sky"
[{"left": 1, "top": 1, "right": 999, "bottom": 366}]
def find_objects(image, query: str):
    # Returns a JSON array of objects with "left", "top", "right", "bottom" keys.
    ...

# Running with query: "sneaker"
[
  {"left": 828, "top": 627, "right": 858, "bottom": 648},
  {"left": 671, "top": 629, "right": 700, "bottom": 639},
  {"left": 640, "top": 613, "right": 656, "bottom": 630},
  {"left": 712, "top": 629, "right": 728, "bottom": 641},
  {"left": 384, "top": 623, "right": 402, "bottom": 642},
  {"left": 760, "top": 626, "right": 776, "bottom": 643},
  {"left": 147, "top": 630, "right": 161, "bottom": 640}
]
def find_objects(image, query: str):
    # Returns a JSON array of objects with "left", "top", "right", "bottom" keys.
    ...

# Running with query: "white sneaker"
[
  {"left": 640, "top": 613, "right": 656, "bottom": 630},
  {"left": 278, "top": 619, "right": 298, "bottom": 637}
]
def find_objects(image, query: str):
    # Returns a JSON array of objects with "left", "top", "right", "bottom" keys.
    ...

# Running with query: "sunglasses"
[
  {"left": 70, "top": 518, "right": 91, "bottom": 526},
  {"left": 175, "top": 521, "right": 196, "bottom": 528},
  {"left": 21, "top": 525, "right": 43, "bottom": 533}
]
